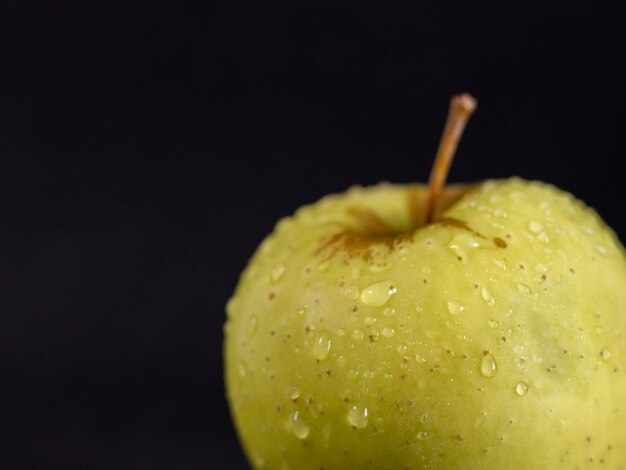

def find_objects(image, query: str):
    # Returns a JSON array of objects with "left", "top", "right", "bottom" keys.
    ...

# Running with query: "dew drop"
[
  {"left": 397, "top": 344, "right": 407, "bottom": 354},
  {"left": 369, "top": 261, "right": 393, "bottom": 273},
  {"left": 515, "top": 382, "right": 528, "bottom": 396},
  {"left": 492, "top": 259, "right": 506, "bottom": 270},
  {"left": 600, "top": 349, "right": 611, "bottom": 361},
  {"left": 287, "top": 411, "right": 310, "bottom": 439},
  {"left": 488, "top": 320, "right": 498, "bottom": 329},
  {"left": 313, "top": 331, "right": 332, "bottom": 360},
  {"left": 537, "top": 232, "right": 550, "bottom": 243},
  {"left": 417, "top": 431, "right": 428, "bottom": 440},
  {"left": 481, "top": 287, "right": 495, "bottom": 305},
  {"left": 364, "top": 315, "right": 377, "bottom": 325},
  {"left": 596, "top": 327, "right": 604, "bottom": 335},
  {"left": 270, "top": 264, "right": 286, "bottom": 283},
  {"left": 246, "top": 315, "right": 259, "bottom": 336},
  {"left": 347, "top": 406, "right": 369, "bottom": 429},
  {"left": 534, "top": 263, "right": 548, "bottom": 273},
  {"left": 494, "top": 209, "right": 508, "bottom": 218},
  {"left": 447, "top": 301, "right": 465, "bottom": 315},
  {"left": 448, "top": 244, "right": 468, "bottom": 264},
  {"left": 251, "top": 450, "right": 266, "bottom": 468},
  {"left": 383, "top": 307, "right": 396, "bottom": 317},
  {"left": 342, "top": 285, "right": 360, "bottom": 300},
  {"left": 285, "top": 386, "right": 301, "bottom": 400},
  {"left": 529, "top": 221, "right": 544, "bottom": 233},
  {"left": 382, "top": 327, "right": 395, "bottom": 337},
  {"left": 360, "top": 280, "right": 397, "bottom": 307},
  {"left": 347, "top": 369, "right": 359, "bottom": 380},
  {"left": 480, "top": 352, "right": 498, "bottom": 378},
  {"left": 318, "top": 260, "right": 330, "bottom": 272},
  {"left": 238, "top": 360, "right": 248, "bottom": 378},
  {"left": 517, "top": 283, "right": 531, "bottom": 294},
  {"left": 353, "top": 329, "right": 365, "bottom": 342},
  {"left": 420, "top": 413, "right": 429, "bottom": 425}
]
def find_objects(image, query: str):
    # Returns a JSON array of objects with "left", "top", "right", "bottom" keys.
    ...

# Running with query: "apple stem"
[{"left": 424, "top": 93, "right": 477, "bottom": 224}]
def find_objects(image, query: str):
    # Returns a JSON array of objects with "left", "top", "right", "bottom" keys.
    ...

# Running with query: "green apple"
[{"left": 224, "top": 96, "right": 626, "bottom": 469}]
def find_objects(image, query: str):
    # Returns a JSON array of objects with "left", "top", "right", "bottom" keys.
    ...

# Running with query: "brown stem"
[{"left": 424, "top": 93, "right": 477, "bottom": 224}]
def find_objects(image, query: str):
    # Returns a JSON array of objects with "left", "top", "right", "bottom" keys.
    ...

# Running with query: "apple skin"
[{"left": 225, "top": 178, "right": 626, "bottom": 469}]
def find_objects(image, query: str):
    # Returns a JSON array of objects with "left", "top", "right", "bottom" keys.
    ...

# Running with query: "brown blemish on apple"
[
  {"left": 493, "top": 237, "right": 507, "bottom": 248},
  {"left": 315, "top": 230, "right": 414, "bottom": 261},
  {"left": 346, "top": 207, "right": 394, "bottom": 236},
  {"left": 408, "top": 183, "right": 479, "bottom": 227},
  {"left": 316, "top": 186, "right": 482, "bottom": 260},
  {"left": 432, "top": 217, "right": 486, "bottom": 239}
]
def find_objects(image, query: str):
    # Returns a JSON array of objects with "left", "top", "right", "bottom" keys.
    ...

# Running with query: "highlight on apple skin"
[{"left": 224, "top": 96, "right": 626, "bottom": 469}]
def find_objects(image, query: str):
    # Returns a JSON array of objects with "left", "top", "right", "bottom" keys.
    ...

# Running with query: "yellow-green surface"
[{"left": 225, "top": 178, "right": 626, "bottom": 469}]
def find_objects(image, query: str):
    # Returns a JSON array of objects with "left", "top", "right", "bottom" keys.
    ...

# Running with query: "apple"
[{"left": 224, "top": 94, "right": 626, "bottom": 469}]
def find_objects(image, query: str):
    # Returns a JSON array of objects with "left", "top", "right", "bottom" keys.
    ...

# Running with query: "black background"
[{"left": 1, "top": 1, "right": 625, "bottom": 469}]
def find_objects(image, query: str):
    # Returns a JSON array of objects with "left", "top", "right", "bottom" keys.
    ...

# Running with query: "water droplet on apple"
[
  {"left": 313, "top": 331, "right": 332, "bottom": 360},
  {"left": 383, "top": 307, "right": 396, "bottom": 317},
  {"left": 494, "top": 208, "right": 508, "bottom": 218},
  {"left": 492, "top": 259, "right": 506, "bottom": 270},
  {"left": 336, "top": 328, "right": 346, "bottom": 337},
  {"left": 270, "top": 264, "right": 285, "bottom": 283},
  {"left": 596, "top": 327, "right": 604, "bottom": 335},
  {"left": 382, "top": 327, "right": 395, "bottom": 337},
  {"left": 447, "top": 301, "right": 465, "bottom": 315},
  {"left": 287, "top": 411, "right": 310, "bottom": 439},
  {"left": 251, "top": 450, "right": 266, "bottom": 468},
  {"left": 448, "top": 243, "right": 467, "bottom": 264},
  {"left": 515, "top": 382, "right": 528, "bottom": 396},
  {"left": 480, "top": 352, "right": 498, "bottom": 378},
  {"left": 534, "top": 263, "right": 548, "bottom": 273},
  {"left": 238, "top": 360, "right": 248, "bottom": 377},
  {"left": 417, "top": 431, "right": 428, "bottom": 440},
  {"left": 481, "top": 287, "right": 495, "bottom": 305},
  {"left": 369, "top": 261, "right": 393, "bottom": 273},
  {"left": 600, "top": 349, "right": 611, "bottom": 361},
  {"left": 420, "top": 413, "right": 429, "bottom": 424},
  {"left": 517, "top": 283, "right": 531, "bottom": 293},
  {"left": 246, "top": 315, "right": 259, "bottom": 336},
  {"left": 360, "top": 280, "right": 397, "bottom": 307},
  {"left": 318, "top": 260, "right": 330, "bottom": 272},
  {"left": 342, "top": 285, "right": 360, "bottom": 300},
  {"left": 529, "top": 221, "right": 544, "bottom": 233},
  {"left": 347, "top": 406, "right": 369, "bottom": 429},
  {"left": 488, "top": 320, "right": 498, "bottom": 328},
  {"left": 537, "top": 232, "right": 550, "bottom": 243},
  {"left": 364, "top": 315, "right": 376, "bottom": 325},
  {"left": 285, "top": 386, "right": 301, "bottom": 400},
  {"left": 347, "top": 369, "right": 359, "bottom": 380}
]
